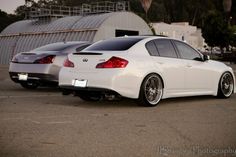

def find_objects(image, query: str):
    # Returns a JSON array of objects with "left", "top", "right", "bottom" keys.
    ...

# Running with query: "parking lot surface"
[{"left": 0, "top": 65, "right": 236, "bottom": 157}]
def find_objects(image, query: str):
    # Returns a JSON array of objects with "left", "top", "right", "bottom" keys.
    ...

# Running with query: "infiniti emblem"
[
  {"left": 83, "top": 58, "right": 88, "bottom": 62},
  {"left": 23, "top": 56, "right": 29, "bottom": 60}
]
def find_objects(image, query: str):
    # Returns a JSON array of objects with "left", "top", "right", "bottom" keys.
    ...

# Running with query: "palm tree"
[
  {"left": 223, "top": 0, "right": 232, "bottom": 13},
  {"left": 140, "top": 0, "right": 153, "bottom": 20},
  {"left": 223, "top": 0, "right": 232, "bottom": 24}
]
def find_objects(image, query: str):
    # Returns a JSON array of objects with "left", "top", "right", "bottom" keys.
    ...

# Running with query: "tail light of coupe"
[{"left": 34, "top": 55, "right": 56, "bottom": 64}]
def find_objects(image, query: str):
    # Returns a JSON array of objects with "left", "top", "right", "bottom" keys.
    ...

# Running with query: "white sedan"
[{"left": 59, "top": 36, "right": 235, "bottom": 106}]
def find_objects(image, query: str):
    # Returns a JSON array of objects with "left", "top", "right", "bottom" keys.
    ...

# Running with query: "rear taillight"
[
  {"left": 11, "top": 56, "right": 19, "bottom": 63},
  {"left": 63, "top": 58, "right": 74, "bottom": 67},
  {"left": 96, "top": 56, "right": 128, "bottom": 68},
  {"left": 34, "top": 55, "right": 55, "bottom": 64}
]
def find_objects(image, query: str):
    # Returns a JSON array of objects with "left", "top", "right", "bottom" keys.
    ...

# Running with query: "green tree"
[
  {"left": 202, "top": 11, "right": 232, "bottom": 51},
  {"left": 0, "top": 10, "right": 23, "bottom": 32},
  {"left": 229, "top": 25, "right": 236, "bottom": 47}
]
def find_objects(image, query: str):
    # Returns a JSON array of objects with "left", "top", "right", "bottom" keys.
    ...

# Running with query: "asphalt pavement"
[{"left": 0, "top": 64, "right": 236, "bottom": 157}]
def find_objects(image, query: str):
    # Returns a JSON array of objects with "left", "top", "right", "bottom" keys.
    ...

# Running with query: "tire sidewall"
[
  {"left": 138, "top": 74, "right": 163, "bottom": 107},
  {"left": 218, "top": 72, "right": 234, "bottom": 98}
]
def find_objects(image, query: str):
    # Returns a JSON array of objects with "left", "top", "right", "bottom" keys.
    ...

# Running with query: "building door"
[{"left": 115, "top": 29, "right": 139, "bottom": 37}]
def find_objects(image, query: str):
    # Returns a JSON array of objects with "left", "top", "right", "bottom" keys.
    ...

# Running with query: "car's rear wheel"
[
  {"left": 217, "top": 72, "right": 234, "bottom": 98},
  {"left": 20, "top": 82, "right": 39, "bottom": 89},
  {"left": 138, "top": 74, "right": 163, "bottom": 107}
]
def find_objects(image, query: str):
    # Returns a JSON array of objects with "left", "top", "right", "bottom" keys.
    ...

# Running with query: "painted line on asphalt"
[
  {"left": 1, "top": 118, "right": 72, "bottom": 125},
  {"left": 46, "top": 121, "right": 73, "bottom": 124},
  {"left": 2, "top": 118, "right": 41, "bottom": 124},
  {"left": 2, "top": 117, "right": 24, "bottom": 121},
  {"left": 25, "top": 118, "right": 41, "bottom": 124},
  {"left": 0, "top": 94, "right": 60, "bottom": 99},
  {"left": 37, "top": 115, "right": 74, "bottom": 119}
]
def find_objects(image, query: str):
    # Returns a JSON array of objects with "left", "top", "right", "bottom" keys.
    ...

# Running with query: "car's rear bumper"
[
  {"left": 9, "top": 72, "right": 58, "bottom": 84},
  {"left": 9, "top": 62, "right": 60, "bottom": 82},
  {"left": 60, "top": 85, "right": 119, "bottom": 95},
  {"left": 59, "top": 67, "right": 142, "bottom": 99}
]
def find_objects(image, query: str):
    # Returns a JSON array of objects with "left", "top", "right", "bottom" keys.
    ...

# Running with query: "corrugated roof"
[{"left": 1, "top": 13, "right": 113, "bottom": 35}]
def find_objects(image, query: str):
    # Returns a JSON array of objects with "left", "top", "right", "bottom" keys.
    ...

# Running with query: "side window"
[
  {"left": 154, "top": 39, "right": 178, "bottom": 58},
  {"left": 174, "top": 41, "right": 202, "bottom": 61},
  {"left": 145, "top": 41, "right": 159, "bottom": 56}
]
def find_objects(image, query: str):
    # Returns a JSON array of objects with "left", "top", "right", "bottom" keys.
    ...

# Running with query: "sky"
[{"left": 0, "top": 0, "right": 25, "bottom": 14}]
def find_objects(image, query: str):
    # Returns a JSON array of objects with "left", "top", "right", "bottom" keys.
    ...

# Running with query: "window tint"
[
  {"left": 145, "top": 41, "right": 159, "bottom": 56},
  {"left": 34, "top": 43, "right": 82, "bottom": 52},
  {"left": 174, "top": 41, "right": 202, "bottom": 60},
  {"left": 61, "top": 44, "right": 91, "bottom": 54},
  {"left": 154, "top": 39, "right": 178, "bottom": 58},
  {"left": 75, "top": 44, "right": 91, "bottom": 52},
  {"left": 85, "top": 37, "right": 145, "bottom": 51}
]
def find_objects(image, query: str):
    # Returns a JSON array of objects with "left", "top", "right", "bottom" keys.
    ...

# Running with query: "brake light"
[
  {"left": 11, "top": 56, "right": 19, "bottom": 63},
  {"left": 34, "top": 55, "right": 55, "bottom": 64},
  {"left": 96, "top": 56, "right": 128, "bottom": 68},
  {"left": 63, "top": 58, "right": 74, "bottom": 67}
]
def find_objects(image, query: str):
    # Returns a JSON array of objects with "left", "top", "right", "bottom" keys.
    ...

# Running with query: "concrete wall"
[{"left": 152, "top": 22, "right": 205, "bottom": 49}]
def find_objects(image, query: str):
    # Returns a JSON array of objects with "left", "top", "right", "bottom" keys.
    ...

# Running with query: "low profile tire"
[
  {"left": 20, "top": 82, "right": 39, "bottom": 89},
  {"left": 78, "top": 92, "right": 102, "bottom": 102},
  {"left": 217, "top": 72, "right": 234, "bottom": 98},
  {"left": 138, "top": 74, "right": 163, "bottom": 107}
]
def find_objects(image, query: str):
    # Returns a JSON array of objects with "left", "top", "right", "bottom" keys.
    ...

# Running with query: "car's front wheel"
[
  {"left": 217, "top": 72, "right": 234, "bottom": 98},
  {"left": 20, "top": 82, "right": 39, "bottom": 89},
  {"left": 138, "top": 74, "right": 163, "bottom": 107}
]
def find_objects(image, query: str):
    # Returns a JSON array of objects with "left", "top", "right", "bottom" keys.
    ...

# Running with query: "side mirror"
[{"left": 203, "top": 54, "right": 210, "bottom": 61}]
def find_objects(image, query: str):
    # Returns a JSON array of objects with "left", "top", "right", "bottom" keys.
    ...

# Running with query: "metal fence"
[{"left": 27, "top": 1, "right": 130, "bottom": 19}]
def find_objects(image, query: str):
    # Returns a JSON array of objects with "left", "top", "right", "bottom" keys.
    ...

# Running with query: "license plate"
[
  {"left": 18, "top": 74, "right": 28, "bottom": 81},
  {"left": 72, "top": 79, "right": 87, "bottom": 87}
]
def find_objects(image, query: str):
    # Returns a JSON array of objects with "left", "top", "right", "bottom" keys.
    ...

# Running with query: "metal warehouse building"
[{"left": 0, "top": 3, "right": 152, "bottom": 64}]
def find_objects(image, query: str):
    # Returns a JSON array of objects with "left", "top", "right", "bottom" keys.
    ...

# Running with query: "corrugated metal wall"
[{"left": 0, "top": 13, "right": 113, "bottom": 64}]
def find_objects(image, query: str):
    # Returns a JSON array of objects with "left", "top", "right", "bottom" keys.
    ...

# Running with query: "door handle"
[{"left": 186, "top": 64, "right": 192, "bottom": 68}]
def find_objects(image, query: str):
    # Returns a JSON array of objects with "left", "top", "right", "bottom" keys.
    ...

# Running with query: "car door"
[
  {"left": 146, "top": 39, "right": 187, "bottom": 97},
  {"left": 173, "top": 40, "right": 213, "bottom": 92}
]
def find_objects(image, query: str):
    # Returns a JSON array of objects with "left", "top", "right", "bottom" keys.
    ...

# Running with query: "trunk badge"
[
  {"left": 83, "top": 58, "right": 88, "bottom": 62},
  {"left": 23, "top": 57, "right": 29, "bottom": 60}
]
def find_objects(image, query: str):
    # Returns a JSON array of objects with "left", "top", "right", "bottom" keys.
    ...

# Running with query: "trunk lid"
[
  {"left": 13, "top": 51, "right": 59, "bottom": 63},
  {"left": 68, "top": 51, "right": 127, "bottom": 71}
]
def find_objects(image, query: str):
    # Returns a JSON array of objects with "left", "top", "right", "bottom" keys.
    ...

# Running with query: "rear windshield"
[
  {"left": 34, "top": 42, "right": 83, "bottom": 52},
  {"left": 84, "top": 37, "right": 145, "bottom": 51}
]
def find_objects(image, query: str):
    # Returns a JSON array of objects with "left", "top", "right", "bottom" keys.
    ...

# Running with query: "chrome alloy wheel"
[
  {"left": 220, "top": 72, "right": 234, "bottom": 97},
  {"left": 144, "top": 75, "right": 163, "bottom": 105}
]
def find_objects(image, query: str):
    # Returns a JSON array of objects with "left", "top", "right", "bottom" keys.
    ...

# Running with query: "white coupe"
[{"left": 59, "top": 36, "right": 235, "bottom": 106}]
